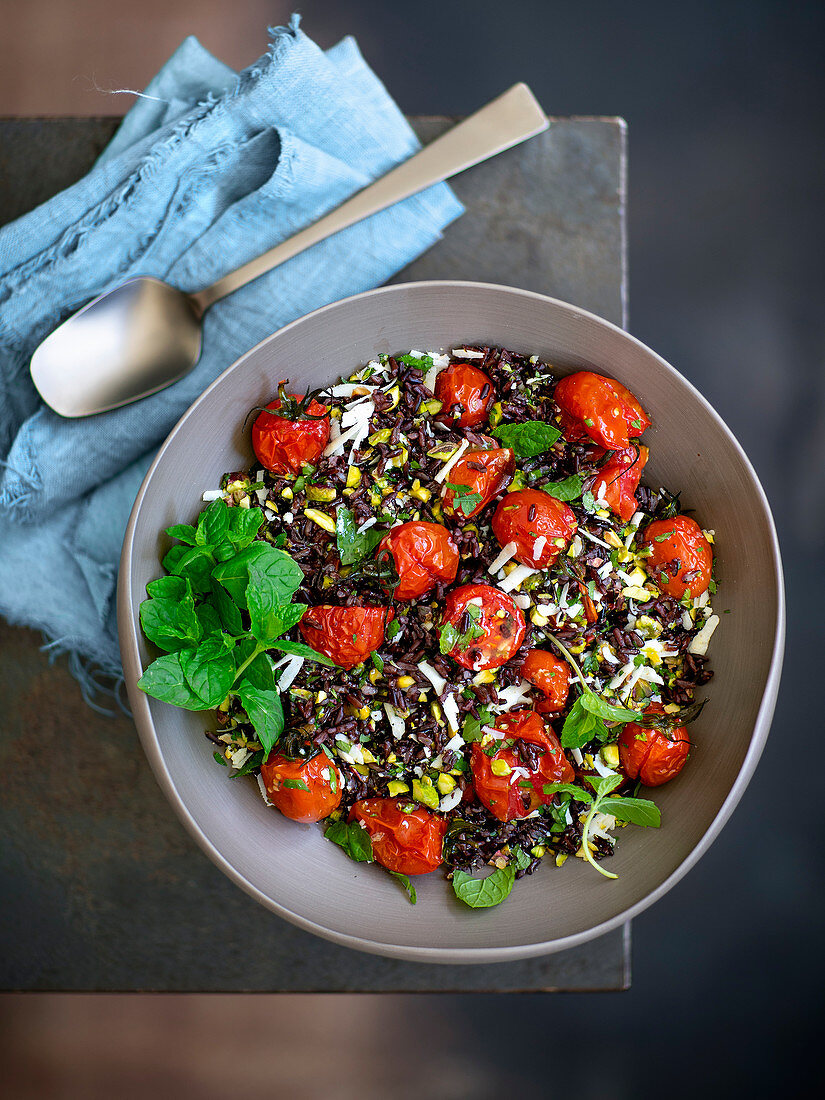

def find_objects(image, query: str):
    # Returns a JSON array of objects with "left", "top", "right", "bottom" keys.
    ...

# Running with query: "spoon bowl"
[{"left": 31, "top": 278, "right": 202, "bottom": 418}]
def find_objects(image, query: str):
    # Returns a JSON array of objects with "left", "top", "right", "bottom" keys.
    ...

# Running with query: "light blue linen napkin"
[{"left": 0, "top": 17, "right": 463, "bottom": 706}]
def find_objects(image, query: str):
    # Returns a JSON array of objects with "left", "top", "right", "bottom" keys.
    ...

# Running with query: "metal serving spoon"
[{"left": 30, "top": 84, "right": 548, "bottom": 418}]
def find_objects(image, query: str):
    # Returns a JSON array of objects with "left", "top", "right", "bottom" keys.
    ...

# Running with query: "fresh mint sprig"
[
  {"left": 138, "top": 498, "right": 335, "bottom": 757},
  {"left": 546, "top": 632, "right": 640, "bottom": 749},
  {"left": 445, "top": 481, "right": 484, "bottom": 516},
  {"left": 577, "top": 774, "right": 661, "bottom": 879}
]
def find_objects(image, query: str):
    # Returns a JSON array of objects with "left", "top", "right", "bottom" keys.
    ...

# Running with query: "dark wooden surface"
[{"left": 0, "top": 115, "right": 630, "bottom": 991}]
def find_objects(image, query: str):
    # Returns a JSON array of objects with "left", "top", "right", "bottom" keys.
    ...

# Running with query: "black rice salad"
[{"left": 138, "top": 345, "right": 719, "bottom": 908}]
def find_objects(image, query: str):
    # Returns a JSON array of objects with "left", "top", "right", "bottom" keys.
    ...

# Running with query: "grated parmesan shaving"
[
  {"left": 383, "top": 703, "right": 406, "bottom": 740},
  {"left": 488, "top": 541, "right": 518, "bottom": 573},
  {"left": 498, "top": 563, "right": 539, "bottom": 593},
  {"left": 434, "top": 439, "right": 470, "bottom": 484},
  {"left": 418, "top": 660, "right": 446, "bottom": 695}
]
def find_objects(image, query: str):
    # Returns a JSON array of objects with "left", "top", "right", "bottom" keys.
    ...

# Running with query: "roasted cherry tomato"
[
  {"left": 491, "top": 489, "right": 577, "bottom": 568},
  {"left": 350, "top": 798, "right": 447, "bottom": 875},
  {"left": 471, "top": 710, "right": 575, "bottom": 822},
  {"left": 261, "top": 751, "right": 342, "bottom": 823},
  {"left": 554, "top": 371, "right": 650, "bottom": 450},
  {"left": 378, "top": 521, "right": 459, "bottom": 601},
  {"left": 442, "top": 448, "right": 515, "bottom": 520},
  {"left": 299, "top": 604, "right": 392, "bottom": 670},
  {"left": 618, "top": 704, "right": 691, "bottom": 786},
  {"left": 441, "top": 583, "right": 526, "bottom": 671},
  {"left": 641, "top": 515, "right": 713, "bottom": 598},
  {"left": 434, "top": 362, "right": 495, "bottom": 428},
  {"left": 521, "top": 649, "right": 571, "bottom": 713},
  {"left": 251, "top": 390, "right": 330, "bottom": 475},
  {"left": 593, "top": 445, "right": 649, "bottom": 522}
]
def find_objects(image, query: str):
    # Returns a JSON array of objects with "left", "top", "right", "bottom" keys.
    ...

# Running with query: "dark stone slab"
[{"left": 0, "top": 117, "right": 629, "bottom": 991}]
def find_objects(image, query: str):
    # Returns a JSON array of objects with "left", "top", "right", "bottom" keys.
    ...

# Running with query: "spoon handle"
[{"left": 189, "top": 84, "right": 548, "bottom": 314}]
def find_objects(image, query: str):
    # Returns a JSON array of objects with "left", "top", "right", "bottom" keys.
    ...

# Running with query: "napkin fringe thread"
[{"left": 40, "top": 634, "right": 129, "bottom": 717}]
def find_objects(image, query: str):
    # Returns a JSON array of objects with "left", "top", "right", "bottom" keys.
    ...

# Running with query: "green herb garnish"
[
  {"left": 491, "top": 421, "right": 561, "bottom": 458},
  {"left": 335, "top": 506, "right": 385, "bottom": 566},
  {"left": 579, "top": 774, "right": 661, "bottom": 879},
  {"left": 138, "top": 498, "right": 335, "bottom": 756},
  {"left": 445, "top": 481, "right": 484, "bottom": 516},
  {"left": 539, "top": 474, "right": 584, "bottom": 502},
  {"left": 545, "top": 633, "right": 640, "bottom": 749},
  {"left": 452, "top": 846, "right": 530, "bottom": 909},
  {"left": 324, "top": 820, "right": 374, "bottom": 863}
]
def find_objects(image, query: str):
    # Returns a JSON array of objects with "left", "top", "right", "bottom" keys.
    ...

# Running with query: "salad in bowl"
[{"left": 136, "top": 343, "right": 719, "bottom": 909}]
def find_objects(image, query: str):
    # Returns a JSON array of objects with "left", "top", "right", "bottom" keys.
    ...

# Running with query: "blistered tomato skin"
[
  {"left": 641, "top": 515, "right": 713, "bottom": 598},
  {"left": 350, "top": 799, "right": 448, "bottom": 875},
  {"left": 441, "top": 584, "right": 526, "bottom": 671},
  {"left": 434, "top": 363, "right": 495, "bottom": 428},
  {"left": 442, "top": 448, "right": 515, "bottom": 520},
  {"left": 471, "top": 711, "right": 575, "bottom": 822},
  {"left": 618, "top": 705, "right": 691, "bottom": 786},
  {"left": 593, "top": 445, "right": 649, "bottom": 522},
  {"left": 251, "top": 394, "right": 330, "bottom": 475},
  {"left": 491, "top": 489, "right": 577, "bottom": 568},
  {"left": 261, "top": 752, "right": 342, "bottom": 823},
  {"left": 521, "top": 649, "right": 571, "bottom": 713},
  {"left": 554, "top": 372, "right": 650, "bottom": 450},
  {"left": 378, "top": 522, "right": 459, "bottom": 601},
  {"left": 299, "top": 605, "right": 392, "bottom": 670}
]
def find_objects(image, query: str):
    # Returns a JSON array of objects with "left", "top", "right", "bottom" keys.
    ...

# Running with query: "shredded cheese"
[
  {"left": 488, "top": 541, "right": 518, "bottom": 573},
  {"left": 498, "top": 563, "right": 539, "bottom": 593}
]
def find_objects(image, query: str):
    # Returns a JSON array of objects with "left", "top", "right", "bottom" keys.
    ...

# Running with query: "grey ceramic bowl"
[{"left": 119, "top": 281, "right": 784, "bottom": 963}]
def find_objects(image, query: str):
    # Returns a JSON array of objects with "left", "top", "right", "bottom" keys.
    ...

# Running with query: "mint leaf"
[
  {"left": 139, "top": 594, "right": 201, "bottom": 654},
  {"left": 138, "top": 652, "right": 209, "bottom": 710},
  {"left": 195, "top": 602, "right": 223, "bottom": 637},
  {"left": 196, "top": 497, "right": 230, "bottom": 547},
  {"left": 452, "top": 864, "right": 516, "bottom": 908},
  {"left": 145, "top": 575, "right": 189, "bottom": 601},
  {"left": 390, "top": 871, "right": 417, "bottom": 904},
  {"left": 234, "top": 638, "right": 278, "bottom": 691},
  {"left": 324, "top": 820, "right": 374, "bottom": 863},
  {"left": 580, "top": 695, "right": 640, "bottom": 723},
  {"left": 180, "top": 634, "right": 236, "bottom": 708},
  {"left": 237, "top": 682, "right": 284, "bottom": 756},
  {"left": 396, "top": 353, "right": 434, "bottom": 371},
  {"left": 248, "top": 596, "right": 307, "bottom": 647},
  {"left": 602, "top": 795, "right": 661, "bottom": 828},
  {"left": 210, "top": 580, "right": 243, "bottom": 635},
  {"left": 268, "top": 639, "right": 338, "bottom": 667},
  {"left": 540, "top": 474, "right": 584, "bottom": 502},
  {"left": 542, "top": 781, "right": 594, "bottom": 803},
  {"left": 213, "top": 543, "right": 303, "bottom": 608},
  {"left": 586, "top": 773, "right": 624, "bottom": 799},
  {"left": 164, "top": 524, "right": 197, "bottom": 545},
  {"left": 445, "top": 482, "right": 483, "bottom": 516},
  {"left": 439, "top": 622, "right": 460, "bottom": 654},
  {"left": 164, "top": 545, "right": 215, "bottom": 594},
  {"left": 512, "top": 846, "right": 532, "bottom": 871},
  {"left": 491, "top": 421, "right": 560, "bottom": 458},
  {"left": 227, "top": 506, "right": 264, "bottom": 550},
  {"left": 246, "top": 560, "right": 307, "bottom": 645},
  {"left": 461, "top": 705, "right": 493, "bottom": 743},
  {"left": 281, "top": 778, "right": 310, "bottom": 791},
  {"left": 336, "top": 506, "right": 385, "bottom": 566},
  {"left": 560, "top": 697, "right": 608, "bottom": 748}
]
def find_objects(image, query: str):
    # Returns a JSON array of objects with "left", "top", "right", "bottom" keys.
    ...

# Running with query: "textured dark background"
[{"left": 1, "top": 0, "right": 823, "bottom": 1096}]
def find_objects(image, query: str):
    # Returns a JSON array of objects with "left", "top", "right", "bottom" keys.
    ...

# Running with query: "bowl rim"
[{"left": 118, "top": 279, "right": 785, "bottom": 963}]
